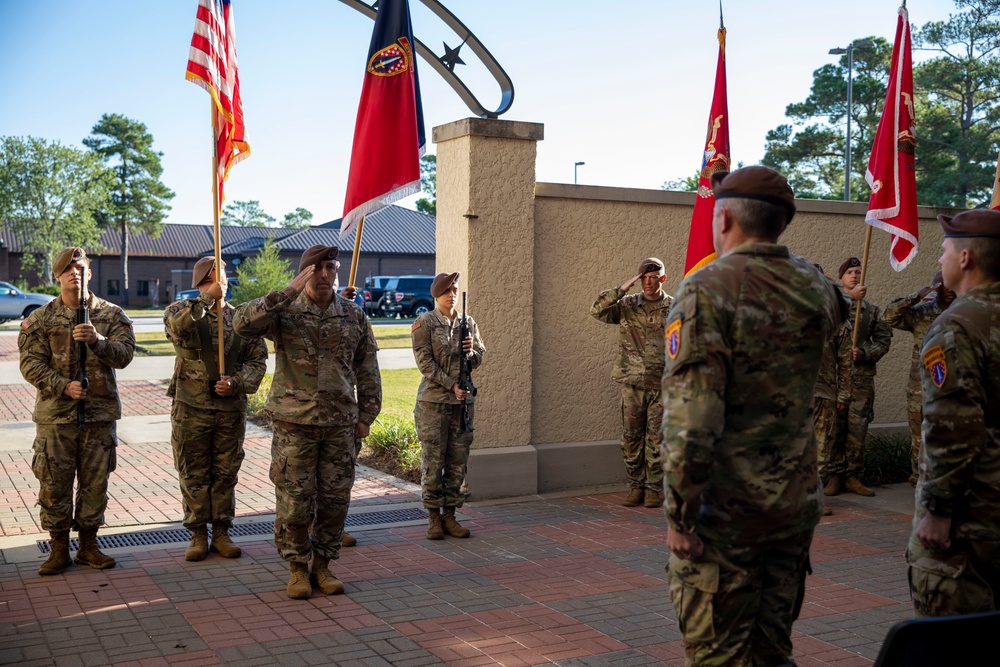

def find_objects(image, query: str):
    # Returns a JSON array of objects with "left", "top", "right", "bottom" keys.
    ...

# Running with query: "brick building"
[{"left": 0, "top": 205, "right": 435, "bottom": 306}]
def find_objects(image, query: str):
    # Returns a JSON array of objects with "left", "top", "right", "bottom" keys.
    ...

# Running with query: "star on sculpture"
[{"left": 440, "top": 41, "right": 466, "bottom": 72}]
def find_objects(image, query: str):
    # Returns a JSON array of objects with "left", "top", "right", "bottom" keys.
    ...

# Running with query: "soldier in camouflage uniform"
[
  {"left": 662, "top": 167, "right": 844, "bottom": 666},
  {"left": 883, "top": 271, "right": 955, "bottom": 485},
  {"left": 234, "top": 245, "right": 381, "bottom": 600},
  {"left": 907, "top": 209, "right": 1000, "bottom": 617},
  {"left": 826, "top": 258, "right": 892, "bottom": 497},
  {"left": 591, "top": 258, "right": 672, "bottom": 508},
  {"left": 19, "top": 247, "right": 135, "bottom": 575},
  {"left": 412, "top": 272, "right": 485, "bottom": 540},
  {"left": 164, "top": 257, "right": 267, "bottom": 561}
]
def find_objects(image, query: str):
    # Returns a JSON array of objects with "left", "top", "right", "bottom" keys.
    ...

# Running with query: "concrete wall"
[{"left": 434, "top": 117, "right": 955, "bottom": 500}]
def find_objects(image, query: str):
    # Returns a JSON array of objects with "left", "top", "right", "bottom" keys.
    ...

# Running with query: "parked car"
[
  {"left": 173, "top": 276, "right": 238, "bottom": 303},
  {"left": 362, "top": 275, "right": 395, "bottom": 317},
  {"left": 381, "top": 275, "right": 434, "bottom": 318},
  {"left": 0, "top": 281, "right": 55, "bottom": 322}
]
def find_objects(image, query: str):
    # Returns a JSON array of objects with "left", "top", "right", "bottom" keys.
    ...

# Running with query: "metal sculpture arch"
[{"left": 337, "top": 0, "right": 514, "bottom": 118}]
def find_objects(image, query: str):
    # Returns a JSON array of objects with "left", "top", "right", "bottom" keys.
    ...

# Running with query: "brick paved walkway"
[{"left": 0, "top": 381, "right": 174, "bottom": 424}]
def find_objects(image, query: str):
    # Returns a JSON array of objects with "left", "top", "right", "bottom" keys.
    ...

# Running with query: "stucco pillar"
[{"left": 433, "top": 118, "right": 544, "bottom": 498}]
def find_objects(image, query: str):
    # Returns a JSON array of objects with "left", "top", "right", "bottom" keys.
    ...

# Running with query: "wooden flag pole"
[
  {"left": 348, "top": 215, "right": 366, "bottom": 290},
  {"left": 851, "top": 225, "right": 873, "bottom": 347},
  {"left": 210, "top": 103, "right": 225, "bottom": 377}
]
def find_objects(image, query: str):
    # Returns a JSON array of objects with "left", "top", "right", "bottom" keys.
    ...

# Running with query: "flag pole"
[
  {"left": 348, "top": 215, "right": 366, "bottom": 290},
  {"left": 210, "top": 102, "right": 225, "bottom": 377},
  {"left": 851, "top": 226, "right": 873, "bottom": 346}
]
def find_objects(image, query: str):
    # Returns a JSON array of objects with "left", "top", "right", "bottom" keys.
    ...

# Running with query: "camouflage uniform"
[
  {"left": 815, "top": 318, "right": 853, "bottom": 480},
  {"left": 412, "top": 309, "right": 485, "bottom": 509},
  {"left": 843, "top": 298, "right": 892, "bottom": 478},
  {"left": 591, "top": 287, "right": 672, "bottom": 493},
  {"left": 164, "top": 294, "right": 267, "bottom": 530},
  {"left": 662, "top": 244, "right": 842, "bottom": 666},
  {"left": 19, "top": 293, "right": 135, "bottom": 531},
  {"left": 883, "top": 291, "right": 947, "bottom": 481},
  {"left": 907, "top": 282, "right": 1000, "bottom": 617},
  {"left": 234, "top": 287, "right": 381, "bottom": 563}
]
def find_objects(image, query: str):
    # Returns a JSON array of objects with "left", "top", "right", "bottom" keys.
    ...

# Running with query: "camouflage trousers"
[
  {"left": 415, "top": 401, "right": 472, "bottom": 509},
  {"left": 815, "top": 397, "right": 848, "bottom": 479},
  {"left": 668, "top": 530, "right": 813, "bottom": 667},
  {"left": 170, "top": 401, "right": 246, "bottom": 529},
  {"left": 620, "top": 384, "right": 663, "bottom": 491},
  {"left": 906, "top": 390, "right": 922, "bottom": 480},
  {"left": 908, "top": 540, "right": 1000, "bottom": 617},
  {"left": 31, "top": 422, "right": 117, "bottom": 532},
  {"left": 845, "top": 375, "right": 876, "bottom": 477},
  {"left": 269, "top": 421, "right": 355, "bottom": 563}
]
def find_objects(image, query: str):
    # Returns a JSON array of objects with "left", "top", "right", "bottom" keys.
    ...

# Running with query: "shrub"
[
  {"left": 360, "top": 416, "right": 421, "bottom": 482},
  {"left": 247, "top": 372, "right": 273, "bottom": 424},
  {"left": 861, "top": 431, "right": 912, "bottom": 487}
]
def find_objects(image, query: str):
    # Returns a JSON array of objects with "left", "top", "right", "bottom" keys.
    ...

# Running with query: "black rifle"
[
  {"left": 76, "top": 272, "right": 89, "bottom": 431},
  {"left": 458, "top": 292, "right": 477, "bottom": 433}
]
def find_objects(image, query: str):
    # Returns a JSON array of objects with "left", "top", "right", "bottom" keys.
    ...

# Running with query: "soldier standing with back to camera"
[
  {"left": 234, "top": 245, "right": 381, "bottom": 600},
  {"left": 907, "top": 210, "right": 1000, "bottom": 617},
  {"left": 412, "top": 272, "right": 484, "bottom": 540},
  {"left": 662, "top": 167, "right": 844, "bottom": 666},
  {"left": 19, "top": 247, "right": 135, "bottom": 575},
  {"left": 591, "top": 258, "right": 672, "bottom": 508},
  {"left": 164, "top": 257, "right": 267, "bottom": 561}
]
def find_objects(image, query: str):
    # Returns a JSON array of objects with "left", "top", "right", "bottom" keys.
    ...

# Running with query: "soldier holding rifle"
[
  {"left": 19, "top": 247, "right": 135, "bottom": 575},
  {"left": 411, "top": 272, "right": 485, "bottom": 540}
]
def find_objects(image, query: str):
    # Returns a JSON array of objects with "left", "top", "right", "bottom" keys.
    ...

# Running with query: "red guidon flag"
[
  {"left": 683, "top": 24, "right": 730, "bottom": 276},
  {"left": 185, "top": 0, "right": 250, "bottom": 205},
  {"left": 990, "top": 149, "right": 1000, "bottom": 210},
  {"left": 341, "top": 0, "right": 426, "bottom": 238},
  {"left": 865, "top": 3, "right": 917, "bottom": 271}
]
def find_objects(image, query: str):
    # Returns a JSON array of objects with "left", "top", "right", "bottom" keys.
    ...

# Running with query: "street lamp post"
[
  {"left": 829, "top": 39, "right": 874, "bottom": 201},
  {"left": 574, "top": 161, "right": 585, "bottom": 185}
]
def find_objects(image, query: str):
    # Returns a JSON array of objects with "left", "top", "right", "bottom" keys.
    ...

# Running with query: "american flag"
[{"left": 185, "top": 0, "right": 250, "bottom": 205}]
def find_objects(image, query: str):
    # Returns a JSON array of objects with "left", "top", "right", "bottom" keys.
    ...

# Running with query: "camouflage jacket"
[
  {"left": 591, "top": 287, "right": 673, "bottom": 389},
  {"left": 845, "top": 297, "right": 892, "bottom": 377},
  {"left": 18, "top": 293, "right": 135, "bottom": 424},
  {"left": 913, "top": 282, "right": 1000, "bottom": 551},
  {"left": 164, "top": 294, "right": 268, "bottom": 412},
  {"left": 662, "top": 243, "right": 843, "bottom": 546},
  {"left": 883, "top": 290, "right": 947, "bottom": 396},
  {"left": 233, "top": 287, "right": 381, "bottom": 426},
  {"left": 412, "top": 308, "right": 485, "bottom": 404},
  {"left": 814, "top": 318, "right": 853, "bottom": 404}
]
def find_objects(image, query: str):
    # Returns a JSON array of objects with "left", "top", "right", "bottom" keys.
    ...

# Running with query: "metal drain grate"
[{"left": 37, "top": 507, "right": 428, "bottom": 553}]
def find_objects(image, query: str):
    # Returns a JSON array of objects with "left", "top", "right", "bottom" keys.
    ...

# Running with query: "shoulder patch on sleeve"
[
  {"left": 666, "top": 316, "right": 683, "bottom": 360},
  {"left": 411, "top": 320, "right": 421, "bottom": 332},
  {"left": 923, "top": 345, "right": 947, "bottom": 388}
]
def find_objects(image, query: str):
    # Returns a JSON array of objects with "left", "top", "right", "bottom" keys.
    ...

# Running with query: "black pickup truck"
[{"left": 381, "top": 275, "right": 435, "bottom": 318}]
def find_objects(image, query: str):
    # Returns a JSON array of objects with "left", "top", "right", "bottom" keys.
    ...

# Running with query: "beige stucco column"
[{"left": 432, "top": 118, "right": 544, "bottom": 497}]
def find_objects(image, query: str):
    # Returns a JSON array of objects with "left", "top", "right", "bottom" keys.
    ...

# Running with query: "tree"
[
  {"left": 281, "top": 207, "right": 313, "bottom": 229},
  {"left": 0, "top": 136, "right": 111, "bottom": 283},
  {"left": 761, "top": 36, "right": 892, "bottom": 201},
  {"left": 416, "top": 154, "right": 436, "bottom": 215},
  {"left": 662, "top": 171, "right": 700, "bottom": 192},
  {"left": 221, "top": 199, "right": 275, "bottom": 227},
  {"left": 83, "top": 113, "right": 174, "bottom": 306},
  {"left": 231, "top": 237, "right": 293, "bottom": 305}
]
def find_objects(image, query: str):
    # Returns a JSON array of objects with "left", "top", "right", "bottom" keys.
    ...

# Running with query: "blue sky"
[{"left": 0, "top": 0, "right": 960, "bottom": 226}]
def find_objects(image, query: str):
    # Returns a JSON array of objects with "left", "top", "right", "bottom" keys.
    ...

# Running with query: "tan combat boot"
[
  {"left": 341, "top": 531, "right": 357, "bottom": 547},
  {"left": 287, "top": 562, "right": 312, "bottom": 599},
  {"left": 844, "top": 477, "right": 875, "bottom": 497},
  {"left": 644, "top": 489, "right": 664, "bottom": 508},
  {"left": 310, "top": 555, "right": 345, "bottom": 595},
  {"left": 210, "top": 523, "right": 241, "bottom": 558},
  {"left": 823, "top": 505, "right": 833, "bottom": 516},
  {"left": 442, "top": 507, "right": 471, "bottom": 538},
  {"left": 622, "top": 488, "right": 644, "bottom": 507},
  {"left": 74, "top": 528, "right": 116, "bottom": 570},
  {"left": 426, "top": 509, "right": 444, "bottom": 540},
  {"left": 38, "top": 530, "right": 72, "bottom": 576},
  {"left": 185, "top": 526, "right": 209, "bottom": 561},
  {"left": 823, "top": 476, "right": 842, "bottom": 497}
]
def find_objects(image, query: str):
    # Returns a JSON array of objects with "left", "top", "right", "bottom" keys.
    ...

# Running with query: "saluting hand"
[
  {"left": 621, "top": 273, "right": 644, "bottom": 291},
  {"left": 64, "top": 380, "right": 87, "bottom": 400},
  {"left": 917, "top": 285, "right": 935, "bottom": 300},
  {"left": 289, "top": 265, "right": 315, "bottom": 294}
]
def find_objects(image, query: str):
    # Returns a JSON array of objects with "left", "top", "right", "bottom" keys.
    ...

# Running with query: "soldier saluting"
[{"left": 19, "top": 247, "right": 135, "bottom": 575}]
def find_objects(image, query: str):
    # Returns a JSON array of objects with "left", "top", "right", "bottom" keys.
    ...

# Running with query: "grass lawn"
[
  {"left": 374, "top": 325, "right": 412, "bottom": 349},
  {"left": 134, "top": 325, "right": 407, "bottom": 356}
]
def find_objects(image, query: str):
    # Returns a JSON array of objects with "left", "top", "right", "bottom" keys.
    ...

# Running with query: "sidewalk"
[{"left": 0, "top": 383, "right": 919, "bottom": 666}]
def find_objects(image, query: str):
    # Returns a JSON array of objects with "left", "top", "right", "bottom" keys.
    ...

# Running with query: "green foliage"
[
  {"left": 662, "top": 171, "right": 701, "bottom": 192},
  {"left": 0, "top": 136, "right": 111, "bottom": 283},
  {"left": 11, "top": 278, "right": 62, "bottom": 296},
  {"left": 222, "top": 199, "right": 276, "bottom": 227},
  {"left": 861, "top": 432, "right": 913, "bottom": 487},
  {"left": 365, "top": 416, "right": 422, "bottom": 470},
  {"left": 247, "top": 372, "right": 272, "bottom": 418},
  {"left": 416, "top": 154, "right": 436, "bottom": 216},
  {"left": 84, "top": 113, "right": 174, "bottom": 306},
  {"left": 281, "top": 207, "right": 313, "bottom": 228},
  {"left": 231, "top": 236, "right": 293, "bottom": 305}
]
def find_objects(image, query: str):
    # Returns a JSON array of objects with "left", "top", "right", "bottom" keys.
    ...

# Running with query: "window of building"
[
  {"left": 107, "top": 280, "right": 120, "bottom": 296},
  {"left": 137, "top": 280, "right": 149, "bottom": 296}
]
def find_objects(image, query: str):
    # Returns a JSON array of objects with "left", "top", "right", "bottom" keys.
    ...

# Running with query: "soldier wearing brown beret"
[
  {"left": 908, "top": 209, "right": 1000, "bottom": 617},
  {"left": 19, "top": 247, "right": 135, "bottom": 575}
]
